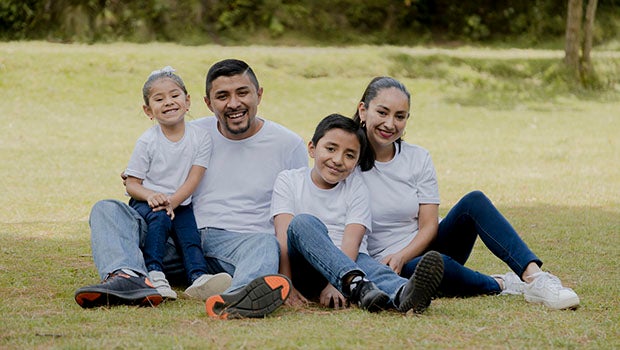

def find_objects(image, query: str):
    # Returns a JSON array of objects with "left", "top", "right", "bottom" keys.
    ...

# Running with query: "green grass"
[{"left": 1, "top": 41, "right": 619, "bottom": 349}]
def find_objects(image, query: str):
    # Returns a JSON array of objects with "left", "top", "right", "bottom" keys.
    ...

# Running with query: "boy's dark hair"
[
  {"left": 312, "top": 114, "right": 375, "bottom": 171},
  {"left": 205, "top": 59, "right": 260, "bottom": 97}
]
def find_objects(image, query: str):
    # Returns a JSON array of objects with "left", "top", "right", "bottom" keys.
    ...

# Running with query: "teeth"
[{"left": 228, "top": 112, "right": 244, "bottom": 119}]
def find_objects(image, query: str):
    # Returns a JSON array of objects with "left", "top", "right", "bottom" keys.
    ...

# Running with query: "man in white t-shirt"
[{"left": 75, "top": 59, "right": 307, "bottom": 319}]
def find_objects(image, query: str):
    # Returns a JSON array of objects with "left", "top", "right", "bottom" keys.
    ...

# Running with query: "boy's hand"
[{"left": 147, "top": 192, "right": 169, "bottom": 209}]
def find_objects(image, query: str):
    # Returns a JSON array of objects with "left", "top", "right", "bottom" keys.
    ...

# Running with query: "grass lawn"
[{"left": 0, "top": 41, "right": 619, "bottom": 349}]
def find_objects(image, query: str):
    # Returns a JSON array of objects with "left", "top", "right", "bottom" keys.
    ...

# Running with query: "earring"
[{"left": 361, "top": 121, "right": 366, "bottom": 128}]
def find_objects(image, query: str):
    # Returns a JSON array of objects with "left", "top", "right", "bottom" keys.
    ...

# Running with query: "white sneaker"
[
  {"left": 184, "top": 272, "right": 232, "bottom": 300},
  {"left": 492, "top": 272, "right": 525, "bottom": 295},
  {"left": 148, "top": 271, "right": 177, "bottom": 300},
  {"left": 523, "top": 272, "right": 580, "bottom": 310}
]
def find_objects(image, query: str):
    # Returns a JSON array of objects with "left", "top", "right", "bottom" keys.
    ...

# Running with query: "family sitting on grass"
[{"left": 74, "top": 59, "right": 580, "bottom": 319}]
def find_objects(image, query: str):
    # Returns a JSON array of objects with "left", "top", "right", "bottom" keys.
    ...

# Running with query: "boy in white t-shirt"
[
  {"left": 271, "top": 114, "right": 445, "bottom": 314},
  {"left": 125, "top": 67, "right": 231, "bottom": 301}
]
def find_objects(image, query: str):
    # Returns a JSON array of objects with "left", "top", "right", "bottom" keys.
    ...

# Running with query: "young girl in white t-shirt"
[
  {"left": 125, "top": 67, "right": 231, "bottom": 301},
  {"left": 271, "top": 113, "right": 444, "bottom": 314}
]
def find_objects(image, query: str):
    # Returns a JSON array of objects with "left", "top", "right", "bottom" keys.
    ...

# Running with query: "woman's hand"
[
  {"left": 382, "top": 253, "right": 406, "bottom": 275},
  {"left": 319, "top": 284, "right": 347, "bottom": 309}
]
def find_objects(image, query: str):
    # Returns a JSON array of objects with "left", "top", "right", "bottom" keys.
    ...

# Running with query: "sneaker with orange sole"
[
  {"left": 75, "top": 271, "right": 163, "bottom": 308},
  {"left": 205, "top": 274, "right": 290, "bottom": 319}
]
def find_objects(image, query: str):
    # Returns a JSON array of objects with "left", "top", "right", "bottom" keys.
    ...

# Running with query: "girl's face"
[
  {"left": 143, "top": 78, "right": 190, "bottom": 127},
  {"left": 308, "top": 128, "right": 361, "bottom": 189},
  {"left": 358, "top": 87, "right": 409, "bottom": 154}
]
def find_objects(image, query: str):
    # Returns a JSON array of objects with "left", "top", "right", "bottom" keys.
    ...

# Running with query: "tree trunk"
[
  {"left": 564, "top": 0, "right": 582, "bottom": 70},
  {"left": 581, "top": 0, "right": 598, "bottom": 70}
]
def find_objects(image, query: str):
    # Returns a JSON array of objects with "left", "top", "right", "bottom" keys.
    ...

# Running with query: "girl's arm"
[
  {"left": 125, "top": 176, "right": 169, "bottom": 209},
  {"left": 340, "top": 223, "right": 367, "bottom": 262},
  {"left": 382, "top": 203, "right": 439, "bottom": 274},
  {"left": 168, "top": 165, "right": 206, "bottom": 210},
  {"left": 274, "top": 213, "right": 308, "bottom": 306}
]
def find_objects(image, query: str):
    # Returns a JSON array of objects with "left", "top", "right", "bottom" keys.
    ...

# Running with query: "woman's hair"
[
  {"left": 205, "top": 59, "right": 260, "bottom": 97},
  {"left": 352, "top": 76, "right": 411, "bottom": 145},
  {"left": 142, "top": 66, "right": 187, "bottom": 105},
  {"left": 311, "top": 113, "right": 375, "bottom": 171}
]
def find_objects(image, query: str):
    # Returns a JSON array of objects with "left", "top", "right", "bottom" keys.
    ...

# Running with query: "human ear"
[
  {"left": 143, "top": 105, "right": 154, "bottom": 120},
  {"left": 203, "top": 96, "right": 214, "bottom": 112},
  {"left": 307, "top": 141, "right": 316, "bottom": 158}
]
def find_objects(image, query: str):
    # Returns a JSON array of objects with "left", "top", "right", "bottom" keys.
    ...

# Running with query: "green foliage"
[{"left": 1, "top": 0, "right": 619, "bottom": 46}]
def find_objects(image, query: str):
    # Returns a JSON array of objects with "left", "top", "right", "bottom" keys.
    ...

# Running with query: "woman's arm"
[{"left": 382, "top": 203, "right": 439, "bottom": 274}]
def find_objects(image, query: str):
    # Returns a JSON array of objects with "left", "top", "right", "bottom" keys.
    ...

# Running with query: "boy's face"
[
  {"left": 308, "top": 128, "right": 360, "bottom": 189},
  {"left": 143, "top": 78, "right": 190, "bottom": 127},
  {"left": 204, "top": 73, "right": 263, "bottom": 140}
]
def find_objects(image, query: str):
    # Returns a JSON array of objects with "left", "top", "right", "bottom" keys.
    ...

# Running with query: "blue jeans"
[
  {"left": 287, "top": 214, "right": 407, "bottom": 303},
  {"left": 129, "top": 199, "right": 207, "bottom": 283},
  {"left": 88, "top": 199, "right": 279, "bottom": 292},
  {"left": 400, "top": 191, "right": 542, "bottom": 297}
]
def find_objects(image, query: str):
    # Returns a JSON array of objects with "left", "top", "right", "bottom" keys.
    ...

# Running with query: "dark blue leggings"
[
  {"left": 130, "top": 199, "right": 208, "bottom": 284},
  {"left": 400, "top": 191, "right": 541, "bottom": 297}
]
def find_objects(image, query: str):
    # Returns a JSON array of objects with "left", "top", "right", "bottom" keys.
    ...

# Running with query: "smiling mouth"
[
  {"left": 163, "top": 108, "right": 179, "bottom": 114},
  {"left": 226, "top": 110, "right": 246, "bottom": 120},
  {"left": 378, "top": 129, "right": 394, "bottom": 138}
]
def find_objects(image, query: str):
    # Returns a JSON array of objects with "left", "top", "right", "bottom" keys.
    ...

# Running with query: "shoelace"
[{"left": 531, "top": 272, "right": 563, "bottom": 292}]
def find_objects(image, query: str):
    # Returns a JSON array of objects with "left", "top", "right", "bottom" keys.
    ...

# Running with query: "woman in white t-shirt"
[
  {"left": 354, "top": 77, "right": 580, "bottom": 310},
  {"left": 271, "top": 114, "right": 444, "bottom": 314}
]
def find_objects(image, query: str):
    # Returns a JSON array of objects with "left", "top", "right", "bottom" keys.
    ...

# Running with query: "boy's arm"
[
  {"left": 274, "top": 213, "right": 294, "bottom": 280},
  {"left": 274, "top": 213, "right": 308, "bottom": 306},
  {"left": 168, "top": 165, "right": 206, "bottom": 209},
  {"left": 340, "top": 223, "right": 366, "bottom": 263}
]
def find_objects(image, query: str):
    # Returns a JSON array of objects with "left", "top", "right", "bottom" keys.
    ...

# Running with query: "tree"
[{"left": 564, "top": 0, "right": 599, "bottom": 84}]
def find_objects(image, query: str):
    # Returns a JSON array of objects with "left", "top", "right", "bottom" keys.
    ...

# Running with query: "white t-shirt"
[
  {"left": 360, "top": 142, "right": 440, "bottom": 261},
  {"left": 270, "top": 167, "right": 372, "bottom": 254},
  {"left": 191, "top": 117, "right": 307, "bottom": 233},
  {"left": 125, "top": 123, "right": 212, "bottom": 206}
]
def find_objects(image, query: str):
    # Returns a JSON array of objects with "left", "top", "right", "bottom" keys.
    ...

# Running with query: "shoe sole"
[
  {"left": 398, "top": 250, "right": 444, "bottom": 314},
  {"left": 75, "top": 288, "right": 163, "bottom": 308},
  {"left": 205, "top": 274, "right": 290, "bottom": 319},
  {"left": 184, "top": 273, "right": 233, "bottom": 300},
  {"left": 524, "top": 294, "right": 580, "bottom": 310}
]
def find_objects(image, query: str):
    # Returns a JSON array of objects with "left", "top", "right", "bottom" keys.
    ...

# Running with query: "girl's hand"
[
  {"left": 285, "top": 287, "right": 308, "bottom": 307},
  {"left": 146, "top": 192, "right": 169, "bottom": 209},
  {"left": 319, "top": 284, "right": 347, "bottom": 309},
  {"left": 381, "top": 253, "right": 405, "bottom": 275}
]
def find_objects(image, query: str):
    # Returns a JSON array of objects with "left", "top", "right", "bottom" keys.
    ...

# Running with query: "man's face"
[{"left": 204, "top": 73, "right": 263, "bottom": 140}]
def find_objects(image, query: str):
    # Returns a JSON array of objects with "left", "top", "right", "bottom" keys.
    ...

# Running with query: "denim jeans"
[
  {"left": 89, "top": 199, "right": 280, "bottom": 292},
  {"left": 400, "top": 191, "right": 542, "bottom": 297},
  {"left": 129, "top": 199, "right": 208, "bottom": 283},
  {"left": 287, "top": 214, "right": 407, "bottom": 303}
]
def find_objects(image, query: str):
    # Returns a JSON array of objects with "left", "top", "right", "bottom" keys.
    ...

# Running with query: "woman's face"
[{"left": 358, "top": 87, "right": 410, "bottom": 153}]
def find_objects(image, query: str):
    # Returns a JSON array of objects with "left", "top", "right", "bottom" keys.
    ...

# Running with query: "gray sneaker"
[
  {"left": 148, "top": 270, "right": 177, "bottom": 300},
  {"left": 492, "top": 272, "right": 525, "bottom": 295},
  {"left": 184, "top": 273, "right": 232, "bottom": 300},
  {"left": 523, "top": 272, "right": 580, "bottom": 310}
]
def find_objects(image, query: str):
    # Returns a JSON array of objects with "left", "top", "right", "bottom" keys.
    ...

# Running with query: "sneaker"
[
  {"left": 397, "top": 250, "right": 444, "bottom": 314},
  {"left": 74, "top": 271, "right": 163, "bottom": 308},
  {"left": 148, "top": 271, "right": 177, "bottom": 300},
  {"left": 205, "top": 274, "right": 290, "bottom": 319},
  {"left": 492, "top": 272, "right": 525, "bottom": 295},
  {"left": 184, "top": 273, "right": 233, "bottom": 300},
  {"left": 523, "top": 272, "right": 580, "bottom": 310},
  {"left": 348, "top": 276, "right": 390, "bottom": 312}
]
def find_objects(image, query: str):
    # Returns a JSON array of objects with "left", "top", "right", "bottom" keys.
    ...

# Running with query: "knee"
[
  {"left": 90, "top": 199, "right": 126, "bottom": 222},
  {"left": 288, "top": 214, "right": 327, "bottom": 239},
  {"left": 461, "top": 190, "right": 492, "bottom": 208}
]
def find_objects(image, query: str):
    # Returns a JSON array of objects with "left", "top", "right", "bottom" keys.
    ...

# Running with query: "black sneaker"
[
  {"left": 349, "top": 276, "right": 390, "bottom": 312},
  {"left": 74, "top": 271, "right": 163, "bottom": 308},
  {"left": 397, "top": 250, "right": 444, "bottom": 314},
  {"left": 205, "top": 274, "right": 291, "bottom": 319}
]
